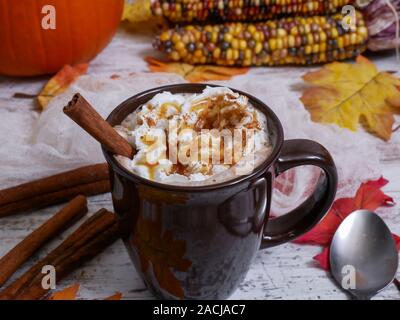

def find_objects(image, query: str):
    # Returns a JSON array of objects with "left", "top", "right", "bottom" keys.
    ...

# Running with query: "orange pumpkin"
[{"left": 0, "top": 0, "right": 124, "bottom": 76}]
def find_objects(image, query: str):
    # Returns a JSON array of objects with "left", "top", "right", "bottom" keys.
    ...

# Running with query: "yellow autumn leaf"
[
  {"left": 146, "top": 57, "right": 249, "bottom": 82},
  {"left": 48, "top": 284, "right": 80, "bottom": 300},
  {"left": 300, "top": 55, "right": 400, "bottom": 141},
  {"left": 38, "top": 63, "right": 88, "bottom": 110}
]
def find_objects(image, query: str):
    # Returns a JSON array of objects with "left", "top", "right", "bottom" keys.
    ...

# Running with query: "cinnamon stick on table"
[
  {"left": 64, "top": 93, "right": 134, "bottom": 159},
  {"left": 0, "top": 209, "right": 119, "bottom": 300},
  {"left": 0, "top": 163, "right": 108, "bottom": 206},
  {"left": 0, "top": 195, "right": 88, "bottom": 287},
  {"left": 0, "top": 163, "right": 110, "bottom": 218}
]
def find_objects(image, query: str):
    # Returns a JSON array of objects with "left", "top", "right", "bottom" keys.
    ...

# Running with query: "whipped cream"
[{"left": 115, "top": 86, "right": 271, "bottom": 185}]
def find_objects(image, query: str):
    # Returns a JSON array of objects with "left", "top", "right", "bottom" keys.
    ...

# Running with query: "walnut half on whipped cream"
[{"left": 114, "top": 86, "right": 271, "bottom": 186}]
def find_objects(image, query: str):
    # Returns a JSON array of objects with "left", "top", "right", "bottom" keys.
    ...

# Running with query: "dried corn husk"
[{"left": 362, "top": 0, "right": 400, "bottom": 51}]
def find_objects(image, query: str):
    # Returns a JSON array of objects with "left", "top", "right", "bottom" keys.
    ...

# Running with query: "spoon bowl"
[{"left": 330, "top": 210, "right": 398, "bottom": 299}]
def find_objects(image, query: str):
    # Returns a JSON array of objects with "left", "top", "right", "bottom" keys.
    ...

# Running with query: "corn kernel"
[
  {"left": 170, "top": 51, "right": 180, "bottom": 61},
  {"left": 245, "top": 49, "right": 252, "bottom": 60},
  {"left": 160, "top": 32, "right": 170, "bottom": 42},
  {"left": 172, "top": 33, "right": 180, "bottom": 43},
  {"left": 277, "top": 28, "right": 287, "bottom": 38},
  {"left": 233, "top": 49, "right": 239, "bottom": 60},
  {"left": 243, "top": 59, "right": 252, "bottom": 66},
  {"left": 269, "top": 38, "right": 277, "bottom": 51},
  {"left": 213, "top": 47, "right": 221, "bottom": 59},
  {"left": 224, "top": 33, "right": 233, "bottom": 42},
  {"left": 194, "top": 49, "right": 203, "bottom": 58},
  {"left": 307, "top": 34, "right": 314, "bottom": 45},
  {"left": 211, "top": 32, "right": 218, "bottom": 43},
  {"left": 248, "top": 25, "right": 256, "bottom": 34},
  {"left": 290, "top": 26, "right": 298, "bottom": 36},
  {"left": 337, "top": 37, "right": 344, "bottom": 49},
  {"left": 288, "top": 35, "right": 295, "bottom": 47},
  {"left": 331, "top": 28, "right": 339, "bottom": 39},
  {"left": 255, "top": 42, "right": 263, "bottom": 54},
  {"left": 232, "top": 39, "right": 239, "bottom": 49},
  {"left": 226, "top": 49, "right": 233, "bottom": 60},
  {"left": 239, "top": 39, "right": 247, "bottom": 50},
  {"left": 320, "top": 32, "right": 327, "bottom": 42},
  {"left": 175, "top": 42, "right": 185, "bottom": 51}
]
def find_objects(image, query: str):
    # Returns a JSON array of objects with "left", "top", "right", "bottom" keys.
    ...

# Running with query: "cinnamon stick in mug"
[
  {"left": 64, "top": 93, "right": 134, "bottom": 159},
  {"left": 0, "top": 195, "right": 87, "bottom": 287}
]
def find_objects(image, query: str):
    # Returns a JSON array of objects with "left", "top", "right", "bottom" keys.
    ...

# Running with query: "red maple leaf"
[
  {"left": 293, "top": 177, "right": 398, "bottom": 270},
  {"left": 313, "top": 247, "right": 330, "bottom": 271}
]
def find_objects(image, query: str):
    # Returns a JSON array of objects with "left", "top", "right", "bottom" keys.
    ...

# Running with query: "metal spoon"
[{"left": 330, "top": 209, "right": 399, "bottom": 300}]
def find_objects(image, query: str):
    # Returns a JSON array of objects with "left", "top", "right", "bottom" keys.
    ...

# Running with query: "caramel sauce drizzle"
[{"left": 158, "top": 102, "right": 182, "bottom": 119}]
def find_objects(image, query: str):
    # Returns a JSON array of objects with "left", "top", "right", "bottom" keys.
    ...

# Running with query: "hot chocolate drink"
[
  {"left": 97, "top": 83, "right": 338, "bottom": 300},
  {"left": 114, "top": 86, "right": 272, "bottom": 185}
]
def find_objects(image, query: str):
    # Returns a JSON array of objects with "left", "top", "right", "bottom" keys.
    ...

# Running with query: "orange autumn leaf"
[
  {"left": 300, "top": 56, "right": 400, "bottom": 141},
  {"left": 48, "top": 284, "right": 80, "bottom": 300},
  {"left": 48, "top": 284, "right": 122, "bottom": 300},
  {"left": 38, "top": 64, "right": 89, "bottom": 110},
  {"left": 146, "top": 57, "right": 248, "bottom": 82},
  {"left": 104, "top": 292, "right": 122, "bottom": 300},
  {"left": 132, "top": 215, "right": 191, "bottom": 299}
]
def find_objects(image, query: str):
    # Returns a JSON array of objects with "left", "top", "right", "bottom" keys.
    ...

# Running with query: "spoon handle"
[{"left": 356, "top": 295, "right": 371, "bottom": 300}]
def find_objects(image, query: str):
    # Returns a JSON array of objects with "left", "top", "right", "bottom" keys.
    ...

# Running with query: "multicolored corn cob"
[
  {"left": 150, "top": 0, "right": 354, "bottom": 23},
  {"left": 153, "top": 12, "right": 369, "bottom": 66}
]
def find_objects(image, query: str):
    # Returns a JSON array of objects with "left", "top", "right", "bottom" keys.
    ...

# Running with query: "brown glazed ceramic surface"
[{"left": 102, "top": 84, "right": 338, "bottom": 300}]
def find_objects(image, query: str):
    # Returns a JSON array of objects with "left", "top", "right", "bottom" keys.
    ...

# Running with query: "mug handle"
[{"left": 260, "top": 139, "right": 338, "bottom": 249}]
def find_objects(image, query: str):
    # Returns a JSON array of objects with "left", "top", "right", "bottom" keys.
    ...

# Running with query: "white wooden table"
[{"left": 0, "top": 26, "right": 399, "bottom": 300}]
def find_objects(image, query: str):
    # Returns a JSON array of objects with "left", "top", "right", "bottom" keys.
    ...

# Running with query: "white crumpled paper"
[{"left": 0, "top": 69, "right": 382, "bottom": 215}]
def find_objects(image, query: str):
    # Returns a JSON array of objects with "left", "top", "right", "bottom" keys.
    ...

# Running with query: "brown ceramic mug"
[{"left": 102, "top": 83, "right": 338, "bottom": 300}]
